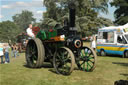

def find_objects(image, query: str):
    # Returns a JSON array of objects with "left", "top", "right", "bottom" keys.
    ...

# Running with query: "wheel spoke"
[
  {"left": 89, "top": 60, "right": 94, "bottom": 64},
  {"left": 87, "top": 62, "right": 89, "bottom": 71},
  {"left": 88, "top": 62, "right": 92, "bottom": 68},
  {"left": 57, "top": 53, "right": 63, "bottom": 62},
  {"left": 82, "top": 62, "right": 85, "bottom": 71},
  {"left": 88, "top": 57, "right": 94, "bottom": 60},
  {"left": 80, "top": 61, "right": 85, "bottom": 66}
]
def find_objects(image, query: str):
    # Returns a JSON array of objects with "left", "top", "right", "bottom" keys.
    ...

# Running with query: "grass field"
[{"left": 0, "top": 42, "right": 128, "bottom": 85}]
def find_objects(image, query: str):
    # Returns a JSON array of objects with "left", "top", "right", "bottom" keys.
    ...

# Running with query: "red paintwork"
[{"left": 32, "top": 27, "right": 40, "bottom": 35}]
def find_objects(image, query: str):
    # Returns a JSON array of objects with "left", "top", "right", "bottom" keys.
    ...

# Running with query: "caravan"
[{"left": 97, "top": 23, "right": 128, "bottom": 58}]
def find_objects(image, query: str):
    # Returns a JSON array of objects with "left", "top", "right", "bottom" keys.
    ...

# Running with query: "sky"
[
  {"left": 0, "top": 0, "right": 116, "bottom": 22},
  {"left": 0, "top": 0, "right": 45, "bottom": 22}
]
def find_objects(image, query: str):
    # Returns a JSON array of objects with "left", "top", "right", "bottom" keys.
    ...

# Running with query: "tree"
[
  {"left": 0, "top": 21, "right": 22, "bottom": 42},
  {"left": 111, "top": 0, "right": 128, "bottom": 25},
  {"left": 12, "top": 10, "right": 36, "bottom": 30},
  {"left": 42, "top": 0, "right": 113, "bottom": 36}
]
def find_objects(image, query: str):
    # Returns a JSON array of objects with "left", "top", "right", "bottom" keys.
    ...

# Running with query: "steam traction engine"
[{"left": 25, "top": 5, "right": 97, "bottom": 75}]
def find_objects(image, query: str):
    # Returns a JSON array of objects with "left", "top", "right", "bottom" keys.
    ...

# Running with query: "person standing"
[
  {"left": 90, "top": 35, "right": 96, "bottom": 51},
  {"left": 16, "top": 44, "right": 19, "bottom": 57},
  {"left": 11, "top": 44, "right": 14, "bottom": 57},
  {"left": 13, "top": 44, "right": 17, "bottom": 58},
  {"left": 4, "top": 43, "right": 10, "bottom": 63},
  {"left": 0, "top": 44, "right": 4, "bottom": 64},
  {"left": 26, "top": 24, "right": 35, "bottom": 38}
]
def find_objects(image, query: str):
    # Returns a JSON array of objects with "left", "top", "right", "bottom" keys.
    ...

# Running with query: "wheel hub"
[{"left": 81, "top": 56, "right": 90, "bottom": 61}]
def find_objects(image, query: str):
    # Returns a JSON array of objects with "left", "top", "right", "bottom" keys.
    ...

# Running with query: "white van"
[{"left": 97, "top": 23, "right": 128, "bottom": 58}]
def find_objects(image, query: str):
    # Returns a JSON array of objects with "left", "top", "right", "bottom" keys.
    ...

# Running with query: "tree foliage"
[
  {"left": 0, "top": 21, "right": 22, "bottom": 42},
  {"left": 42, "top": 0, "right": 113, "bottom": 36},
  {"left": 12, "top": 10, "right": 36, "bottom": 30},
  {"left": 111, "top": 0, "right": 128, "bottom": 25}
]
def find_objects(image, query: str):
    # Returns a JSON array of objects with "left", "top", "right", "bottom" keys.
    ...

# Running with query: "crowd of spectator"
[{"left": 0, "top": 43, "right": 19, "bottom": 64}]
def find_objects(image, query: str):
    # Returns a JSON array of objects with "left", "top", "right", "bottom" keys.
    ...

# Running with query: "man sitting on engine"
[{"left": 26, "top": 24, "right": 35, "bottom": 38}]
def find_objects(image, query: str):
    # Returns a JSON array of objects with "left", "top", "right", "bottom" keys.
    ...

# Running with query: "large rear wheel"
[
  {"left": 77, "top": 46, "right": 97, "bottom": 72},
  {"left": 25, "top": 38, "right": 45, "bottom": 68},
  {"left": 53, "top": 47, "right": 75, "bottom": 75}
]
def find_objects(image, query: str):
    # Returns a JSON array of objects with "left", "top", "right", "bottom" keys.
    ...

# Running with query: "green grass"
[{"left": 0, "top": 42, "right": 128, "bottom": 85}]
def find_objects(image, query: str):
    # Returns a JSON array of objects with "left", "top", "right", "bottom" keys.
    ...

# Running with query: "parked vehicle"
[
  {"left": 97, "top": 23, "right": 128, "bottom": 58},
  {"left": 25, "top": 4, "right": 97, "bottom": 75}
]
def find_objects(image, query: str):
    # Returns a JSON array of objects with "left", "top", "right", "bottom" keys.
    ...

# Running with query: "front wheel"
[
  {"left": 53, "top": 47, "right": 75, "bottom": 75},
  {"left": 77, "top": 46, "right": 97, "bottom": 72},
  {"left": 124, "top": 51, "right": 128, "bottom": 58}
]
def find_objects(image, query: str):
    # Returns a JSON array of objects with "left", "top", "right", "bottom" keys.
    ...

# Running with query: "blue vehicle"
[{"left": 97, "top": 23, "right": 128, "bottom": 58}]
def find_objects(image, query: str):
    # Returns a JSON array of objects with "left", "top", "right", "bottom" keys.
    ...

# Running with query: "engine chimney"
[
  {"left": 70, "top": 8, "right": 75, "bottom": 27},
  {"left": 69, "top": 3, "right": 77, "bottom": 35}
]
